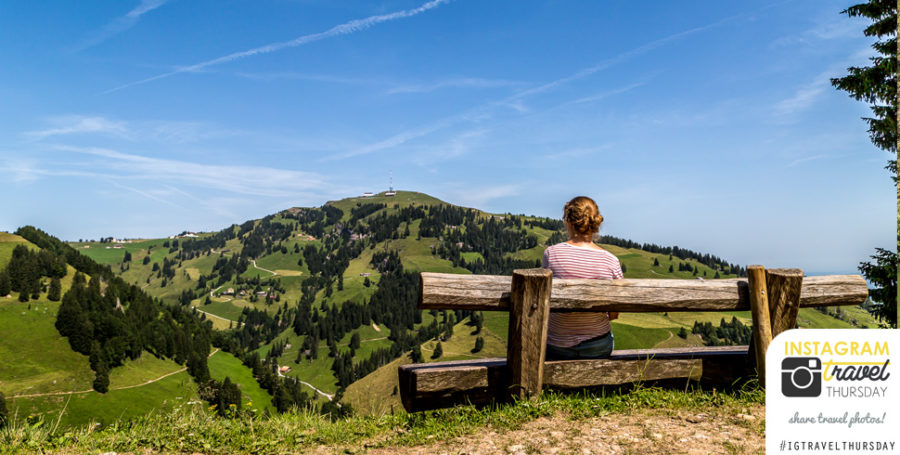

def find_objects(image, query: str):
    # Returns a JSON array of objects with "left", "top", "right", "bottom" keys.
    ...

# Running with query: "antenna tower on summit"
[{"left": 385, "top": 171, "right": 396, "bottom": 196}]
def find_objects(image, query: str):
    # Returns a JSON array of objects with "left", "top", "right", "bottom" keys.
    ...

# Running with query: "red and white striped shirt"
[{"left": 542, "top": 242, "right": 623, "bottom": 348}]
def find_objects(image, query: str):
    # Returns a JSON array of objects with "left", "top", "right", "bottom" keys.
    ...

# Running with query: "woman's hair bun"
[{"left": 563, "top": 196, "right": 603, "bottom": 236}]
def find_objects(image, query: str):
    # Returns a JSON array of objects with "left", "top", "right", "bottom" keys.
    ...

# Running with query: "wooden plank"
[
  {"left": 420, "top": 272, "right": 867, "bottom": 312},
  {"left": 797, "top": 275, "right": 868, "bottom": 308},
  {"left": 767, "top": 268, "right": 803, "bottom": 337},
  {"left": 398, "top": 346, "right": 749, "bottom": 411},
  {"left": 507, "top": 268, "right": 553, "bottom": 399},
  {"left": 748, "top": 265, "right": 773, "bottom": 381},
  {"left": 544, "top": 359, "right": 703, "bottom": 388},
  {"left": 547, "top": 346, "right": 748, "bottom": 387}
]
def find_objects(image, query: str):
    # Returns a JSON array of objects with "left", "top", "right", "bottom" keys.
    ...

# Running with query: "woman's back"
[{"left": 542, "top": 242, "right": 622, "bottom": 348}]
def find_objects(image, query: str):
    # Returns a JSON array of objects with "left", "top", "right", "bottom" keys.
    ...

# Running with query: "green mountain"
[
  {"left": 0, "top": 232, "right": 272, "bottom": 429},
  {"left": 62, "top": 190, "right": 879, "bottom": 415},
  {"left": 0, "top": 191, "right": 877, "bottom": 427}
]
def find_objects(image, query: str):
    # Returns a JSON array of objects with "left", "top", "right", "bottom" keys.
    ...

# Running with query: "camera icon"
[{"left": 781, "top": 357, "right": 822, "bottom": 397}]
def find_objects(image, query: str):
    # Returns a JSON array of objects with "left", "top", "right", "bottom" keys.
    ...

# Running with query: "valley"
[{"left": 0, "top": 191, "right": 881, "bottom": 428}]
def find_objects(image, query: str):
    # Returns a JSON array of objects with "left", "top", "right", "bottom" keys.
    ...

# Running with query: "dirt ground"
[{"left": 364, "top": 404, "right": 765, "bottom": 455}]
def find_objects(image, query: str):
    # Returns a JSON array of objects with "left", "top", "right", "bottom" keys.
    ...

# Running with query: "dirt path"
[
  {"left": 299, "top": 380, "right": 334, "bottom": 401},
  {"left": 210, "top": 285, "right": 224, "bottom": 298},
  {"left": 12, "top": 349, "right": 220, "bottom": 399},
  {"left": 251, "top": 260, "right": 277, "bottom": 276},
  {"left": 196, "top": 308, "right": 243, "bottom": 327},
  {"left": 364, "top": 405, "right": 765, "bottom": 455},
  {"left": 276, "top": 366, "right": 335, "bottom": 401},
  {"left": 420, "top": 345, "right": 480, "bottom": 359},
  {"left": 338, "top": 336, "right": 387, "bottom": 347}
]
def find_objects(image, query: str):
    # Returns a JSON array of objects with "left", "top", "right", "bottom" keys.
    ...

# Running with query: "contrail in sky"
[
  {"left": 76, "top": 0, "right": 171, "bottom": 51},
  {"left": 103, "top": 0, "right": 451, "bottom": 94}
]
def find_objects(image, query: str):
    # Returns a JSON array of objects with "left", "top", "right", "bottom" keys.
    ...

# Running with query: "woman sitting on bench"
[{"left": 542, "top": 196, "right": 622, "bottom": 360}]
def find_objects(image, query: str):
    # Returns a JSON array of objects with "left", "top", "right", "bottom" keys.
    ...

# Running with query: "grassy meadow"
[{"left": 4, "top": 189, "right": 869, "bottom": 426}]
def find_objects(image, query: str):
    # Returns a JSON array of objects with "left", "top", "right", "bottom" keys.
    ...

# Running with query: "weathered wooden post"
[
  {"left": 766, "top": 268, "right": 804, "bottom": 337},
  {"left": 748, "top": 265, "right": 773, "bottom": 381},
  {"left": 507, "top": 268, "right": 553, "bottom": 399}
]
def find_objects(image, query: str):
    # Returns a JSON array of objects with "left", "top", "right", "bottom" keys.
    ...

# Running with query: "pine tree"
[
  {"left": 0, "top": 270, "right": 9, "bottom": 296},
  {"left": 668, "top": 264, "right": 674, "bottom": 273},
  {"left": 432, "top": 342, "right": 443, "bottom": 359},
  {"left": 472, "top": 336, "right": 484, "bottom": 353},
  {"left": 411, "top": 345, "right": 424, "bottom": 363},
  {"left": 48, "top": 276, "right": 61, "bottom": 301},
  {"left": 678, "top": 327, "right": 688, "bottom": 339},
  {"left": 653, "top": 258, "right": 660, "bottom": 267},
  {"left": 350, "top": 332, "right": 361, "bottom": 350},
  {"left": 830, "top": 0, "right": 897, "bottom": 326},
  {"left": 858, "top": 250, "right": 897, "bottom": 326},
  {"left": 93, "top": 364, "right": 110, "bottom": 393}
]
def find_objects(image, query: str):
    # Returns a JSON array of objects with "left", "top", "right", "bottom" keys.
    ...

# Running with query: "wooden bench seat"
[
  {"left": 399, "top": 346, "right": 749, "bottom": 412},
  {"left": 399, "top": 266, "right": 867, "bottom": 412}
]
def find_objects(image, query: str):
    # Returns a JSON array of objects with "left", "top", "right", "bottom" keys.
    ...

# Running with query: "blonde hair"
[{"left": 563, "top": 196, "right": 604, "bottom": 236}]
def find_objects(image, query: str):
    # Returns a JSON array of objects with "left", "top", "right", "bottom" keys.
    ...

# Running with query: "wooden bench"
[{"left": 398, "top": 266, "right": 868, "bottom": 412}]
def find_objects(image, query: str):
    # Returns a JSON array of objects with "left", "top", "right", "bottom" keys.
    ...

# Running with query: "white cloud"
[
  {"left": 109, "top": 181, "right": 188, "bottom": 209},
  {"left": 503, "top": 15, "right": 737, "bottom": 106},
  {"left": 322, "top": 119, "right": 456, "bottom": 161},
  {"left": 325, "top": 15, "right": 735, "bottom": 160},
  {"left": 25, "top": 116, "right": 129, "bottom": 139},
  {"left": 234, "top": 71, "right": 374, "bottom": 85},
  {"left": 563, "top": 82, "right": 646, "bottom": 106},
  {"left": 444, "top": 184, "right": 522, "bottom": 209},
  {"left": 53, "top": 145, "right": 329, "bottom": 198},
  {"left": 541, "top": 145, "right": 613, "bottom": 161},
  {"left": 771, "top": 16, "right": 863, "bottom": 48},
  {"left": 24, "top": 115, "right": 247, "bottom": 145},
  {"left": 773, "top": 46, "right": 871, "bottom": 118},
  {"left": 386, "top": 78, "right": 523, "bottom": 95},
  {"left": 774, "top": 76, "right": 829, "bottom": 116},
  {"left": 786, "top": 154, "right": 829, "bottom": 168},
  {"left": 75, "top": 0, "right": 170, "bottom": 51},
  {"left": 126, "top": 0, "right": 168, "bottom": 19},
  {"left": 104, "top": 0, "right": 451, "bottom": 93},
  {"left": 411, "top": 128, "right": 488, "bottom": 166}
]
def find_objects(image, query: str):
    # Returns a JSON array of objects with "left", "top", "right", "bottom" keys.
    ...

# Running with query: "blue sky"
[{"left": 1, "top": 0, "right": 894, "bottom": 275}]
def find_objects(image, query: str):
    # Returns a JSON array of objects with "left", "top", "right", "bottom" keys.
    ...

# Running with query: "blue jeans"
[{"left": 546, "top": 332, "right": 614, "bottom": 360}]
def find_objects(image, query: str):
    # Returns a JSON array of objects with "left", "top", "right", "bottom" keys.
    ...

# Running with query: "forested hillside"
[
  {"left": 63, "top": 191, "right": 877, "bottom": 416},
  {"left": 0, "top": 191, "right": 877, "bottom": 428}
]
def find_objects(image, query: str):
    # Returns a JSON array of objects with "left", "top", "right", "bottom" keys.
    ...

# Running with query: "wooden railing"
[{"left": 398, "top": 266, "right": 868, "bottom": 412}]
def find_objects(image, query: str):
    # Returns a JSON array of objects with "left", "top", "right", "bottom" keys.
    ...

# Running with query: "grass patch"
[
  {"left": 0, "top": 383, "right": 764, "bottom": 454},
  {"left": 198, "top": 299, "right": 245, "bottom": 322},
  {"left": 207, "top": 351, "right": 273, "bottom": 413},
  {"left": 0, "top": 301, "right": 93, "bottom": 396},
  {"left": 608, "top": 326, "right": 674, "bottom": 350},
  {"left": 8, "top": 370, "right": 199, "bottom": 430}
]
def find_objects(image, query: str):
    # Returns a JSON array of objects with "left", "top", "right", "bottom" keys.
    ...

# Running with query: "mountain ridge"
[{"left": 0, "top": 191, "right": 878, "bottom": 428}]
